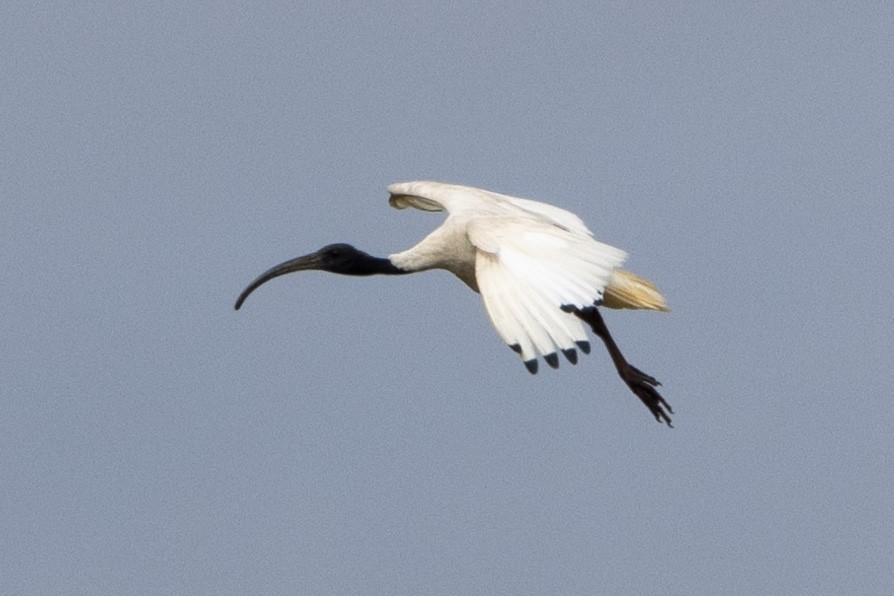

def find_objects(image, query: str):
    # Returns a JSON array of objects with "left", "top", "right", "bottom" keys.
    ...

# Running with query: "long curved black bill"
[{"left": 234, "top": 253, "right": 324, "bottom": 310}]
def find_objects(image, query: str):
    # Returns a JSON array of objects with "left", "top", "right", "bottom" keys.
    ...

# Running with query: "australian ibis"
[{"left": 235, "top": 181, "right": 673, "bottom": 425}]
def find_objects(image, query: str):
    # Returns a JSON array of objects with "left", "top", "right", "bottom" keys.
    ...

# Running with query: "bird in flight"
[{"left": 236, "top": 181, "right": 673, "bottom": 425}]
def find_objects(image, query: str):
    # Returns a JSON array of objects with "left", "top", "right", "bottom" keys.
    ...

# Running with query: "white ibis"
[{"left": 236, "top": 181, "right": 673, "bottom": 425}]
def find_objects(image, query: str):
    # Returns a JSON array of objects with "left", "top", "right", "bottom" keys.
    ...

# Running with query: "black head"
[
  {"left": 310, "top": 243, "right": 375, "bottom": 274},
  {"left": 234, "top": 243, "right": 403, "bottom": 310}
]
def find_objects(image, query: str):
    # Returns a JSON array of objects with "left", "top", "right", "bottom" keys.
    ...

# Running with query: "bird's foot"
[{"left": 623, "top": 365, "right": 673, "bottom": 427}]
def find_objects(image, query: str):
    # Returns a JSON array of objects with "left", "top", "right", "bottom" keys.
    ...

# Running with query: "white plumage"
[
  {"left": 388, "top": 181, "right": 628, "bottom": 366},
  {"left": 236, "top": 181, "right": 673, "bottom": 425}
]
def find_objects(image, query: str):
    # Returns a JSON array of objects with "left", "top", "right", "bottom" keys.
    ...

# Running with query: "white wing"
[
  {"left": 469, "top": 217, "right": 627, "bottom": 371},
  {"left": 388, "top": 181, "right": 591, "bottom": 235},
  {"left": 387, "top": 180, "right": 627, "bottom": 372}
]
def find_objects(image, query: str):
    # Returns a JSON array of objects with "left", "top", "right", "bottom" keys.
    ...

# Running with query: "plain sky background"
[{"left": 3, "top": 2, "right": 892, "bottom": 594}]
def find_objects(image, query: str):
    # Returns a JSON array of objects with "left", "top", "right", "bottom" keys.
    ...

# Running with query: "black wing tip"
[
  {"left": 562, "top": 348, "right": 578, "bottom": 365},
  {"left": 523, "top": 359, "right": 538, "bottom": 374},
  {"left": 576, "top": 340, "right": 591, "bottom": 355},
  {"left": 544, "top": 352, "right": 559, "bottom": 369},
  {"left": 509, "top": 343, "right": 522, "bottom": 355}
]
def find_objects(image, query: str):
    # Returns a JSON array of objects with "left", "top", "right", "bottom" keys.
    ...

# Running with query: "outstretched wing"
[
  {"left": 388, "top": 181, "right": 591, "bottom": 235},
  {"left": 468, "top": 217, "right": 627, "bottom": 373},
  {"left": 388, "top": 180, "right": 628, "bottom": 372}
]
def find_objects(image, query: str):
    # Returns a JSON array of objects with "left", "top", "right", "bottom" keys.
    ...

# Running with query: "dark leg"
[{"left": 574, "top": 307, "right": 673, "bottom": 426}]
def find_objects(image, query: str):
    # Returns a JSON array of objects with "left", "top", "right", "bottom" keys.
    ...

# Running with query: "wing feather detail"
[
  {"left": 386, "top": 181, "right": 644, "bottom": 370},
  {"left": 470, "top": 217, "right": 626, "bottom": 368},
  {"left": 387, "top": 193, "right": 444, "bottom": 212},
  {"left": 387, "top": 181, "right": 590, "bottom": 235},
  {"left": 476, "top": 252, "right": 537, "bottom": 360}
]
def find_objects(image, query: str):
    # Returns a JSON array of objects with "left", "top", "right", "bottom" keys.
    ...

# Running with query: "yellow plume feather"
[{"left": 602, "top": 269, "right": 669, "bottom": 312}]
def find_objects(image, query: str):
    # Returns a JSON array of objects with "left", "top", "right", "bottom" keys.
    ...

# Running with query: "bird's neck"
[{"left": 349, "top": 255, "right": 409, "bottom": 276}]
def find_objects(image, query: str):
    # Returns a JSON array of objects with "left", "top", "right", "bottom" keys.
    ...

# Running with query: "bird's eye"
[{"left": 324, "top": 246, "right": 347, "bottom": 260}]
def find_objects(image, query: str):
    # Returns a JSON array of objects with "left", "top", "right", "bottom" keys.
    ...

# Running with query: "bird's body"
[{"left": 236, "top": 181, "right": 673, "bottom": 425}]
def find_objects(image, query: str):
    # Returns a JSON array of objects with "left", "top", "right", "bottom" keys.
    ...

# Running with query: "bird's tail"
[{"left": 602, "top": 269, "right": 669, "bottom": 312}]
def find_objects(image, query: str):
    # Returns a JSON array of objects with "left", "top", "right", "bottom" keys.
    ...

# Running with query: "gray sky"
[{"left": 3, "top": 3, "right": 892, "bottom": 594}]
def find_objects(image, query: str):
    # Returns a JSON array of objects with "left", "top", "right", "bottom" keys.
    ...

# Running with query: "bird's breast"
[{"left": 389, "top": 222, "right": 480, "bottom": 292}]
